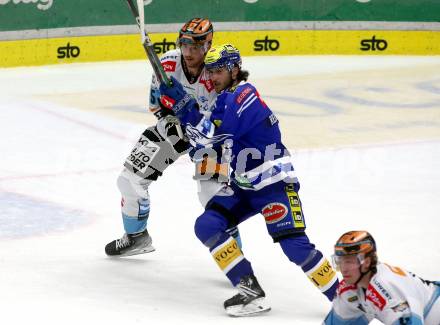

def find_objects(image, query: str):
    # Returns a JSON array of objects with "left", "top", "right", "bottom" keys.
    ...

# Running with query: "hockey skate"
[
  {"left": 105, "top": 229, "right": 155, "bottom": 257},
  {"left": 224, "top": 275, "right": 271, "bottom": 317}
]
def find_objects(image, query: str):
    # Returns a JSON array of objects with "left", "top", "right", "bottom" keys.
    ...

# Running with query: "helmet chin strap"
[{"left": 354, "top": 266, "right": 371, "bottom": 286}]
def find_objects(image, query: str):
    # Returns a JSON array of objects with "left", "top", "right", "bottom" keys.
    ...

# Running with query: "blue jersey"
[{"left": 183, "top": 82, "right": 297, "bottom": 190}]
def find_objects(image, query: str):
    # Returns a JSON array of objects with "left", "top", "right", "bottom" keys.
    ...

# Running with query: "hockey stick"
[
  {"left": 125, "top": 0, "right": 172, "bottom": 87},
  {"left": 125, "top": 0, "right": 184, "bottom": 140}
]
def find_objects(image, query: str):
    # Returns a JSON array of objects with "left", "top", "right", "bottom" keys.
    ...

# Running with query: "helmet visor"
[
  {"left": 179, "top": 43, "right": 207, "bottom": 54},
  {"left": 177, "top": 38, "right": 210, "bottom": 53},
  {"left": 332, "top": 254, "right": 364, "bottom": 272}
]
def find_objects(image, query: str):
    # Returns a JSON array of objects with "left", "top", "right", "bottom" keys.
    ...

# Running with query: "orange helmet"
[
  {"left": 178, "top": 18, "right": 213, "bottom": 46},
  {"left": 334, "top": 231, "right": 376, "bottom": 257},
  {"left": 333, "top": 230, "right": 378, "bottom": 275}
]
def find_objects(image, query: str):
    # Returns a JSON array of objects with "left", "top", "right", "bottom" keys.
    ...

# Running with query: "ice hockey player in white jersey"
[
  {"left": 105, "top": 18, "right": 241, "bottom": 256},
  {"left": 324, "top": 231, "right": 440, "bottom": 325}
]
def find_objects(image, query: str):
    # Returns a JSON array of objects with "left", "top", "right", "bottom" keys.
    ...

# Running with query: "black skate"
[
  {"left": 105, "top": 229, "right": 155, "bottom": 257},
  {"left": 224, "top": 275, "right": 271, "bottom": 317}
]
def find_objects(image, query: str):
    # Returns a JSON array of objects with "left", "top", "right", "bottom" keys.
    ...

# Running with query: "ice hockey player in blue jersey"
[{"left": 159, "top": 44, "right": 339, "bottom": 316}]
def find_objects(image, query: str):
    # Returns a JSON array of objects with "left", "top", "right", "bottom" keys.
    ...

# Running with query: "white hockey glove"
[{"left": 157, "top": 114, "right": 186, "bottom": 144}]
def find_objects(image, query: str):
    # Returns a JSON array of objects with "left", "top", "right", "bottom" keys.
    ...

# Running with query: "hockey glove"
[
  {"left": 157, "top": 114, "right": 186, "bottom": 145},
  {"left": 159, "top": 76, "right": 198, "bottom": 121}
]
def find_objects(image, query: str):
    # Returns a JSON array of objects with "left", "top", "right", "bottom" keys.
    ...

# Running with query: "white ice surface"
[{"left": 0, "top": 56, "right": 439, "bottom": 325}]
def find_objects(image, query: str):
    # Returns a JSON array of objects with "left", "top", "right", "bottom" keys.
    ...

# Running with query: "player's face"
[
  {"left": 180, "top": 43, "right": 206, "bottom": 69},
  {"left": 207, "top": 67, "right": 232, "bottom": 93},
  {"left": 333, "top": 255, "right": 362, "bottom": 285}
]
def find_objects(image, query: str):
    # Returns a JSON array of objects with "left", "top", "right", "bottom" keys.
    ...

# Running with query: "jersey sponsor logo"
[
  {"left": 285, "top": 188, "right": 305, "bottom": 228},
  {"left": 276, "top": 221, "right": 292, "bottom": 228},
  {"left": 268, "top": 113, "right": 278, "bottom": 125},
  {"left": 236, "top": 87, "right": 253, "bottom": 104},
  {"left": 308, "top": 258, "right": 337, "bottom": 289},
  {"left": 212, "top": 239, "right": 242, "bottom": 271},
  {"left": 372, "top": 279, "right": 393, "bottom": 301},
  {"left": 160, "top": 54, "right": 178, "bottom": 62},
  {"left": 366, "top": 284, "right": 387, "bottom": 311},
  {"left": 348, "top": 296, "right": 358, "bottom": 302},
  {"left": 292, "top": 211, "right": 304, "bottom": 227},
  {"left": 124, "top": 137, "right": 160, "bottom": 174},
  {"left": 262, "top": 203, "right": 288, "bottom": 224},
  {"left": 161, "top": 60, "right": 176, "bottom": 72},
  {"left": 337, "top": 280, "right": 357, "bottom": 296},
  {"left": 200, "top": 77, "right": 214, "bottom": 92}
]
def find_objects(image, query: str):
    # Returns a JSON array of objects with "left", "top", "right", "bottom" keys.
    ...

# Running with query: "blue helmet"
[{"left": 204, "top": 44, "right": 242, "bottom": 71}]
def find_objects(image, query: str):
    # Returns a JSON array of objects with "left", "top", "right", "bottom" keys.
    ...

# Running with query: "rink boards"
[{"left": 1, "top": 30, "right": 440, "bottom": 68}]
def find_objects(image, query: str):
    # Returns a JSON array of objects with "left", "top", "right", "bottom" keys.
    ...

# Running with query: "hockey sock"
[
  {"left": 210, "top": 236, "right": 253, "bottom": 286},
  {"left": 301, "top": 250, "right": 339, "bottom": 301},
  {"left": 122, "top": 198, "right": 149, "bottom": 234},
  {"left": 226, "top": 226, "right": 242, "bottom": 249}
]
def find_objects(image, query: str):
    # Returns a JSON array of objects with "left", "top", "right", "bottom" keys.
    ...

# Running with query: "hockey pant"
[
  {"left": 118, "top": 125, "right": 243, "bottom": 246},
  {"left": 194, "top": 180, "right": 339, "bottom": 301}
]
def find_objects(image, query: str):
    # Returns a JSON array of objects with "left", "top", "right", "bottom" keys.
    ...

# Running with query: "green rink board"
[{"left": 1, "top": 0, "right": 439, "bottom": 32}]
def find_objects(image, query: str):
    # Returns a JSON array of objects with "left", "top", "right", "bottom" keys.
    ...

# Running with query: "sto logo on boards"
[
  {"left": 254, "top": 36, "right": 280, "bottom": 52},
  {"left": 360, "top": 36, "right": 388, "bottom": 51},
  {"left": 57, "top": 43, "right": 80, "bottom": 59},
  {"left": 153, "top": 38, "right": 176, "bottom": 55}
]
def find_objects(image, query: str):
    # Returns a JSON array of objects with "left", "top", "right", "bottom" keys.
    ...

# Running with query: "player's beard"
[
  {"left": 213, "top": 74, "right": 233, "bottom": 93},
  {"left": 183, "top": 54, "right": 204, "bottom": 70}
]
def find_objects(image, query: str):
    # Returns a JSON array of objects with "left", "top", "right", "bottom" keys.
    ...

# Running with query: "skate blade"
[
  {"left": 225, "top": 298, "right": 271, "bottom": 317},
  {"left": 110, "top": 245, "right": 156, "bottom": 257}
]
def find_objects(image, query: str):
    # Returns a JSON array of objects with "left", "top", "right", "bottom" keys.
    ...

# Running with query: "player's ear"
[
  {"left": 362, "top": 256, "right": 372, "bottom": 271},
  {"left": 231, "top": 66, "right": 239, "bottom": 81}
]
